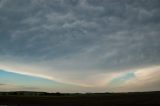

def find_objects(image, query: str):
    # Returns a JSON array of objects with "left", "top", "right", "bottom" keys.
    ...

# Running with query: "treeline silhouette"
[
  {"left": 0, "top": 91, "right": 69, "bottom": 96},
  {"left": 0, "top": 91, "right": 160, "bottom": 106},
  {"left": 0, "top": 91, "right": 160, "bottom": 96}
]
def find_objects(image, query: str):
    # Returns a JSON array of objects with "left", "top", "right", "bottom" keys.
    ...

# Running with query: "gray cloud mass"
[{"left": 0, "top": 0, "right": 160, "bottom": 92}]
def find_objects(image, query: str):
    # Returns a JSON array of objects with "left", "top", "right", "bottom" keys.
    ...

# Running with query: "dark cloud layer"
[
  {"left": 0, "top": 84, "right": 5, "bottom": 86},
  {"left": 0, "top": 0, "right": 160, "bottom": 72}
]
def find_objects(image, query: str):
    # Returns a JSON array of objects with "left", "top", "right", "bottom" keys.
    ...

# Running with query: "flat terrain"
[{"left": 0, "top": 91, "right": 160, "bottom": 106}]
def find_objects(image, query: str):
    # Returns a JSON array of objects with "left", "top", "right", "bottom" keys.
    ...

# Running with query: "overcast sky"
[{"left": 0, "top": 0, "right": 160, "bottom": 92}]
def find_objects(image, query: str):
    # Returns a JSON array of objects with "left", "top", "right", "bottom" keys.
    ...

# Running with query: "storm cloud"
[{"left": 0, "top": 0, "right": 160, "bottom": 92}]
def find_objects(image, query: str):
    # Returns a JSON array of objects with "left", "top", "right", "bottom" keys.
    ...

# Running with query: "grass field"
[{"left": 0, "top": 91, "right": 160, "bottom": 106}]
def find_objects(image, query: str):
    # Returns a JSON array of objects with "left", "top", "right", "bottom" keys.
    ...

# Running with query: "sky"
[{"left": 0, "top": 0, "right": 160, "bottom": 93}]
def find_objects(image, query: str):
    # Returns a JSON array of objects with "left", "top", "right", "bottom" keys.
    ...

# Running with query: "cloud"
[
  {"left": 108, "top": 66, "right": 160, "bottom": 92},
  {"left": 0, "top": 0, "right": 7, "bottom": 8},
  {"left": 1, "top": 59, "right": 160, "bottom": 91},
  {"left": 0, "top": 0, "right": 160, "bottom": 92},
  {"left": 0, "top": 83, "right": 39, "bottom": 92}
]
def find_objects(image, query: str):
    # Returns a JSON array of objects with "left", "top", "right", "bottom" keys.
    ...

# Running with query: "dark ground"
[{"left": 0, "top": 91, "right": 160, "bottom": 106}]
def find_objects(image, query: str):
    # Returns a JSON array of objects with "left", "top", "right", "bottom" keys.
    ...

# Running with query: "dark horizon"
[
  {"left": 0, "top": 90, "right": 160, "bottom": 94},
  {"left": 0, "top": 91, "right": 160, "bottom": 106}
]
